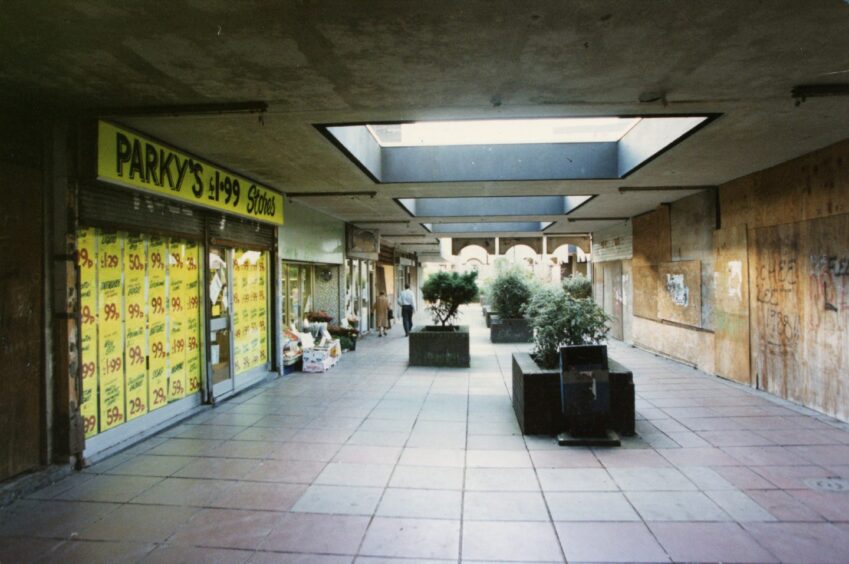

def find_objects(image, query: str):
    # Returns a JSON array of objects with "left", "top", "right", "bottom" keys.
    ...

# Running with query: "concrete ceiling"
[{"left": 3, "top": 1, "right": 849, "bottom": 250}]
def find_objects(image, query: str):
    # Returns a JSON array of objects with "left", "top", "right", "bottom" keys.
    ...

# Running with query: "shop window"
[
  {"left": 233, "top": 249, "right": 269, "bottom": 375},
  {"left": 77, "top": 228, "right": 202, "bottom": 438},
  {"left": 282, "top": 263, "right": 315, "bottom": 329}
]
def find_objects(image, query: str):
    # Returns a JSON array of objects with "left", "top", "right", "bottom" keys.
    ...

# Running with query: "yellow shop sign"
[{"left": 97, "top": 121, "right": 284, "bottom": 225}]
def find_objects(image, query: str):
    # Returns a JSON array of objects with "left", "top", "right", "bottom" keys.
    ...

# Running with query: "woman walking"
[{"left": 373, "top": 291, "right": 391, "bottom": 337}]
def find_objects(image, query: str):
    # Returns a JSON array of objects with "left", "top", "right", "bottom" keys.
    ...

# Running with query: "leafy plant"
[
  {"left": 422, "top": 271, "right": 479, "bottom": 326},
  {"left": 562, "top": 274, "right": 592, "bottom": 299},
  {"left": 525, "top": 286, "right": 610, "bottom": 369},
  {"left": 490, "top": 270, "right": 532, "bottom": 319}
]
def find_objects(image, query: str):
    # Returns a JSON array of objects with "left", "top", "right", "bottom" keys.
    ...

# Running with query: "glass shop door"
[{"left": 208, "top": 247, "right": 234, "bottom": 398}]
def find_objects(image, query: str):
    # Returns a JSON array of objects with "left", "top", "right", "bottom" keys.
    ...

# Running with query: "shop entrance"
[
  {"left": 207, "top": 243, "right": 271, "bottom": 401},
  {"left": 209, "top": 247, "right": 233, "bottom": 397}
]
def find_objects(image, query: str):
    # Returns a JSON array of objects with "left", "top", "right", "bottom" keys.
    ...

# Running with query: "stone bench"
[{"left": 512, "top": 353, "right": 635, "bottom": 436}]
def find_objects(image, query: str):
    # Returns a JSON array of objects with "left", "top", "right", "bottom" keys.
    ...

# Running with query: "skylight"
[
  {"left": 368, "top": 117, "right": 640, "bottom": 147},
  {"left": 423, "top": 221, "right": 554, "bottom": 234},
  {"left": 319, "top": 114, "right": 714, "bottom": 183},
  {"left": 398, "top": 195, "right": 593, "bottom": 218}
]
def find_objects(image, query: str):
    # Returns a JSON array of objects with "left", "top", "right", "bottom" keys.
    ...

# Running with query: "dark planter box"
[
  {"left": 409, "top": 325, "right": 470, "bottom": 367},
  {"left": 512, "top": 352, "right": 635, "bottom": 436},
  {"left": 485, "top": 310, "right": 499, "bottom": 328},
  {"left": 491, "top": 317, "right": 533, "bottom": 343}
]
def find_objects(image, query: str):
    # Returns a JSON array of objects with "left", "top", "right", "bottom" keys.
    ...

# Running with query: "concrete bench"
[{"left": 512, "top": 354, "right": 635, "bottom": 436}]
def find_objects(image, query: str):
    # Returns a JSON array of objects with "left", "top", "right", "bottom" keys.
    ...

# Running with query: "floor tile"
[
  {"left": 626, "top": 491, "right": 730, "bottom": 521},
  {"left": 546, "top": 492, "right": 640, "bottom": 521},
  {"left": 42, "top": 539, "right": 156, "bottom": 563},
  {"left": 746, "top": 522, "right": 849, "bottom": 563},
  {"left": 292, "top": 484, "right": 383, "bottom": 515},
  {"left": 130, "top": 477, "right": 236, "bottom": 507},
  {"left": 390, "top": 465, "right": 464, "bottom": 490},
  {"left": 377, "top": 488, "right": 462, "bottom": 519},
  {"left": 334, "top": 445, "right": 403, "bottom": 465},
  {"left": 398, "top": 448, "right": 465, "bottom": 468},
  {"left": 651, "top": 522, "right": 777, "bottom": 563},
  {"left": 462, "top": 521, "right": 562, "bottom": 562},
  {"left": 213, "top": 481, "right": 308, "bottom": 511},
  {"left": 465, "top": 468, "right": 540, "bottom": 491},
  {"left": 168, "top": 508, "right": 281, "bottom": 549},
  {"left": 314, "top": 462, "right": 394, "bottom": 487},
  {"left": 555, "top": 522, "right": 669, "bottom": 562},
  {"left": 105, "top": 455, "right": 196, "bottom": 477},
  {"left": 466, "top": 450, "right": 532, "bottom": 468},
  {"left": 56, "top": 475, "right": 162, "bottom": 503},
  {"left": 0, "top": 537, "right": 63, "bottom": 562},
  {"left": 360, "top": 517, "right": 460, "bottom": 560},
  {"left": 243, "top": 459, "right": 327, "bottom": 483},
  {"left": 529, "top": 449, "right": 600, "bottom": 469},
  {"left": 269, "top": 442, "right": 340, "bottom": 462},
  {"left": 464, "top": 491, "right": 549, "bottom": 521},
  {"left": 0, "top": 499, "right": 118, "bottom": 538},
  {"left": 78, "top": 504, "right": 197, "bottom": 542},
  {"left": 537, "top": 468, "right": 616, "bottom": 492},
  {"left": 173, "top": 457, "right": 260, "bottom": 480},
  {"left": 261, "top": 512, "right": 369, "bottom": 555},
  {"left": 141, "top": 546, "right": 254, "bottom": 563},
  {"left": 607, "top": 467, "right": 697, "bottom": 491},
  {"left": 704, "top": 489, "right": 777, "bottom": 522}
]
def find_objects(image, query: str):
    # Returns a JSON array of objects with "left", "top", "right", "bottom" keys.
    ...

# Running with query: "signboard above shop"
[{"left": 96, "top": 121, "right": 284, "bottom": 226}]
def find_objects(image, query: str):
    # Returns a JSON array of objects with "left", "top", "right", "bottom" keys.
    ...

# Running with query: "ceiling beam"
[
  {"left": 287, "top": 191, "right": 377, "bottom": 198},
  {"left": 618, "top": 186, "right": 712, "bottom": 193}
]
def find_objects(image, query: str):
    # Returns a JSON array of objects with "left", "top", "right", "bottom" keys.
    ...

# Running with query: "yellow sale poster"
[
  {"left": 184, "top": 242, "right": 202, "bottom": 395},
  {"left": 148, "top": 236, "right": 169, "bottom": 411},
  {"left": 168, "top": 239, "right": 187, "bottom": 401},
  {"left": 97, "top": 231, "right": 125, "bottom": 431},
  {"left": 124, "top": 233, "right": 148, "bottom": 421},
  {"left": 257, "top": 254, "right": 268, "bottom": 365},
  {"left": 77, "top": 227, "right": 99, "bottom": 437}
]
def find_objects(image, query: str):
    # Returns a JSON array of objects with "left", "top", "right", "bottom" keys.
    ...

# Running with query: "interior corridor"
[{"left": 2, "top": 307, "right": 849, "bottom": 563}]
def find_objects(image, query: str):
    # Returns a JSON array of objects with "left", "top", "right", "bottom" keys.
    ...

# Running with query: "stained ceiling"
[{"left": 2, "top": 1, "right": 849, "bottom": 253}]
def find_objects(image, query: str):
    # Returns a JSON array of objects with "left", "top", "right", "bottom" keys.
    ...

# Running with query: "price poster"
[
  {"left": 98, "top": 231, "right": 125, "bottom": 431},
  {"left": 77, "top": 228, "right": 99, "bottom": 437},
  {"left": 257, "top": 254, "right": 268, "bottom": 365},
  {"left": 148, "top": 236, "right": 169, "bottom": 411},
  {"left": 233, "top": 252, "right": 248, "bottom": 374},
  {"left": 168, "top": 240, "right": 187, "bottom": 401},
  {"left": 124, "top": 233, "right": 148, "bottom": 421},
  {"left": 184, "top": 242, "right": 202, "bottom": 394}
]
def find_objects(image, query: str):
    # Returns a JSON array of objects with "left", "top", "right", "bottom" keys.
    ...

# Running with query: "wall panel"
[{"left": 714, "top": 225, "right": 751, "bottom": 385}]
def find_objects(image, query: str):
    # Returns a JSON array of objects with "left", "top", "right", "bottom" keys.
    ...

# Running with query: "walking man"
[{"left": 398, "top": 283, "right": 416, "bottom": 337}]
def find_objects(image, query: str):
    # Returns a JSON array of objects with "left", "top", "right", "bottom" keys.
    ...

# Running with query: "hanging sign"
[{"left": 97, "top": 121, "right": 284, "bottom": 226}]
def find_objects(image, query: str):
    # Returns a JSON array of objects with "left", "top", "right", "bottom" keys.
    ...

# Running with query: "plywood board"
[
  {"left": 720, "top": 138, "right": 849, "bottom": 231},
  {"left": 750, "top": 213, "right": 849, "bottom": 421},
  {"left": 714, "top": 225, "right": 751, "bottom": 385},
  {"left": 633, "top": 265, "right": 659, "bottom": 320},
  {"left": 632, "top": 205, "right": 671, "bottom": 266},
  {"left": 602, "top": 261, "right": 624, "bottom": 340},
  {"left": 0, "top": 162, "right": 43, "bottom": 480},
  {"left": 633, "top": 316, "right": 716, "bottom": 374},
  {"left": 657, "top": 261, "right": 702, "bottom": 327}
]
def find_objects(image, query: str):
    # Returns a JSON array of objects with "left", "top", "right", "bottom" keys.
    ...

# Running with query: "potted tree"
[
  {"left": 511, "top": 286, "right": 610, "bottom": 434},
  {"left": 489, "top": 270, "right": 533, "bottom": 343},
  {"left": 409, "top": 271, "right": 479, "bottom": 367}
]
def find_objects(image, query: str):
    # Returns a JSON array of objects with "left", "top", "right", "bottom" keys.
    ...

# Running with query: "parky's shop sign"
[{"left": 96, "top": 121, "right": 283, "bottom": 225}]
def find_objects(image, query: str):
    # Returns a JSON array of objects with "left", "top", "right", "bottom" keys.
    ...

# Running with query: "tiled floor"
[{"left": 3, "top": 307, "right": 849, "bottom": 563}]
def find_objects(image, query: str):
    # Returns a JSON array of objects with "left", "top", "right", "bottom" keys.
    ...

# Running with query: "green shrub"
[
  {"left": 562, "top": 274, "right": 592, "bottom": 299},
  {"left": 422, "top": 271, "right": 479, "bottom": 326},
  {"left": 525, "top": 286, "right": 610, "bottom": 369},
  {"left": 490, "top": 270, "right": 532, "bottom": 319}
]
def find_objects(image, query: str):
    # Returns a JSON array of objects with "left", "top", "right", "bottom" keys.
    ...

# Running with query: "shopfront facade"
[
  {"left": 278, "top": 200, "right": 345, "bottom": 332},
  {"left": 75, "top": 121, "right": 283, "bottom": 459}
]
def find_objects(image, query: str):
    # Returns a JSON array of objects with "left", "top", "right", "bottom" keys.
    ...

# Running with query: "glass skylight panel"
[{"left": 368, "top": 117, "right": 640, "bottom": 147}]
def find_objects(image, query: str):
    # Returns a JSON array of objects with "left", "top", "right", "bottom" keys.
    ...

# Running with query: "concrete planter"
[
  {"left": 512, "top": 352, "right": 635, "bottom": 436},
  {"left": 490, "top": 317, "right": 533, "bottom": 343},
  {"left": 485, "top": 310, "right": 499, "bottom": 328},
  {"left": 409, "top": 325, "right": 470, "bottom": 367},
  {"left": 512, "top": 353, "right": 562, "bottom": 435}
]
